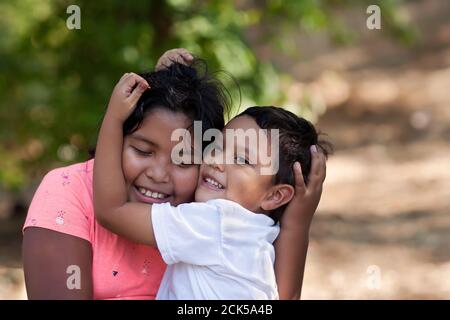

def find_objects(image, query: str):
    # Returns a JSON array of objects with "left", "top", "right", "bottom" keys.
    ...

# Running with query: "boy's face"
[{"left": 195, "top": 115, "right": 276, "bottom": 213}]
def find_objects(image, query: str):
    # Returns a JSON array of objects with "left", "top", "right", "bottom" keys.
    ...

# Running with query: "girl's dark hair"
[
  {"left": 238, "top": 106, "right": 333, "bottom": 223},
  {"left": 124, "top": 60, "right": 230, "bottom": 138},
  {"left": 89, "top": 60, "right": 230, "bottom": 157}
]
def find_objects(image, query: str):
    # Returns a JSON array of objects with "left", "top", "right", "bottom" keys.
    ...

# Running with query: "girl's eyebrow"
[{"left": 130, "top": 133, "right": 158, "bottom": 147}]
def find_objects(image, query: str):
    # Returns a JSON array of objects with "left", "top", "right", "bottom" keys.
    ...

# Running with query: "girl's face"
[{"left": 122, "top": 107, "right": 199, "bottom": 206}]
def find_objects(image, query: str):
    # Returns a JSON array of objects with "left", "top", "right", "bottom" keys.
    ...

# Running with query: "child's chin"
[{"left": 195, "top": 190, "right": 219, "bottom": 203}]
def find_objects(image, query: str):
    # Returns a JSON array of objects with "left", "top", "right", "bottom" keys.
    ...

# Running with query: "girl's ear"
[{"left": 260, "top": 184, "right": 295, "bottom": 212}]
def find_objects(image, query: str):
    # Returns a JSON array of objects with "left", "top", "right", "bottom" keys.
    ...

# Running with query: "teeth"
[
  {"left": 138, "top": 187, "right": 167, "bottom": 199},
  {"left": 205, "top": 177, "right": 223, "bottom": 189}
]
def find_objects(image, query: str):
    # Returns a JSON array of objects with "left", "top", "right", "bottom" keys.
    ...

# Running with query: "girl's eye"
[
  {"left": 132, "top": 146, "right": 153, "bottom": 156},
  {"left": 178, "top": 162, "right": 195, "bottom": 168},
  {"left": 178, "top": 155, "right": 197, "bottom": 168}
]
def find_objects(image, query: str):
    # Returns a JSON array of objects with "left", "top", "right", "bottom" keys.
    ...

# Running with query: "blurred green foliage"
[{"left": 0, "top": 0, "right": 416, "bottom": 190}]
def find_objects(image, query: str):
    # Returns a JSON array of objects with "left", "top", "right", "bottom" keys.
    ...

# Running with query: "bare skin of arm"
[
  {"left": 274, "top": 148, "right": 327, "bottom": 300},
  {"left": 22, "top": 227, "right": 93, "bottom": 299},
  {"left": 93, "top": 73, "right": 157, "bottom": 246},
  {"left": 94, "top": 50, "right": 193, "bottom": 246}
]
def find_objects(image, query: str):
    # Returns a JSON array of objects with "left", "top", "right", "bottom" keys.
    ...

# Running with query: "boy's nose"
[
  {"left": 210, "top": 160, "right": 224, "bottom": 172},
  {"left": 205, "top": 149, "right": 224, "bottom": 172}
]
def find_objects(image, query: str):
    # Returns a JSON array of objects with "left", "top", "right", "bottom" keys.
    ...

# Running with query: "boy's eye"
[
  {"left": 132, "top": 146, "right": 153, "bottom": 156},
  {"left": 235, "top": 155, "right": 250, "bottom": 165}
]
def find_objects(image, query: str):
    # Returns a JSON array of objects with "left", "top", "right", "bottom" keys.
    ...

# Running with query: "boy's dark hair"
[
  {"left": 238, "top": 106, "right": 333, "bottom": 223},
  {"left": 90, "top": 60, "right": 230, "bottom": 157}
]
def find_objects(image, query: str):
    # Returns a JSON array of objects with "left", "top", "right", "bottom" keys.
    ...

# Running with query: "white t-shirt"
[{"left": 151, "top": 198, "right": 280, "bottom": 300}]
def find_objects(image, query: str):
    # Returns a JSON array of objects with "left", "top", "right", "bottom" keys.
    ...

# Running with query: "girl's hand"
[
  {"left": 106, "top": 72, "right": 150, "bottom": 122},
  {"left": 155, "top": 48, "right": 194, "bottom": 71},
  {"left": 282, "top": 145, "right": 327, "bottom": 230}
]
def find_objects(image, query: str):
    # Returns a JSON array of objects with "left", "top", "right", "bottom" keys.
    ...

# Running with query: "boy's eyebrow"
[{"left": 130, "top": 133, "right": 158, "bottom": 147}]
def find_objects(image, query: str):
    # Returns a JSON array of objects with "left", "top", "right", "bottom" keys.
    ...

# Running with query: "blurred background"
[{"left": 1, "top": 0, "right": 449, "bottom": 299}]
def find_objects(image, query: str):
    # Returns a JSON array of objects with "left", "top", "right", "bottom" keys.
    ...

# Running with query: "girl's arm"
[
  {"left": 93, "top": 73, "right": 157, "bottom": 246},
  {"left": 94, "top": 48, "right": 193, "bottom": 244},
  {"left": 23, "top": 228, "right": 93, "bottom": 299},
  {"left": 274, "top": 146, "right": 327, "bottom": 299}
]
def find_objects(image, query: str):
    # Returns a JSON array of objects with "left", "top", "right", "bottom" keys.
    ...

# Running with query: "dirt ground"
[
  {"left": 302, "top": 129, "right": 450, "bottom": 299},
  {"left": 0, "top": 214, "right": 26, "bottom": 299},
  {"left": 1, "top": 0, "right": 449, "bottom": 300}
]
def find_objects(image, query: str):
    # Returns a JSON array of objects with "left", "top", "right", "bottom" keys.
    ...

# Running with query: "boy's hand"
[
  {"left": 274, "top": 145, "right": 326, "bottom": 299},
  {"left": 155, "top": 48, "right": 194, "bottom": 71},
  {"left": 106, "top": 72, "right": 150, "bottom": 122},
  {"left": 282, "top": 145, "right": 327, "bottom": 230}
]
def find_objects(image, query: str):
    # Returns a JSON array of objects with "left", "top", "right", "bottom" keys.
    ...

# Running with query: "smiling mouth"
[
  {"left": 203, "top": 176, "right": 224, "bottom": 190},
  {"left": 135, "top": 186, "right": 170, "bottom": 200}
]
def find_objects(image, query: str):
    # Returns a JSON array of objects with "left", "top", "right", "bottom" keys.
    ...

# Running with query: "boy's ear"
[{"left": 260, "top": 184, "right": 295, "bottom": 212}]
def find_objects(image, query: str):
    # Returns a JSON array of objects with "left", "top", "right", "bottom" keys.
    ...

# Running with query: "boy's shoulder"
[
  {"left": 162, "top": 198, "right": 277, "bottom": 227},
  {"left": 204, "top": 199, "right": 276, "bottom": 226}
]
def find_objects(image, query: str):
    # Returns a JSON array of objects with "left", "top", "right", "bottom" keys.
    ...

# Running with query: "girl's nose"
[{"left": 145, "top": 160, "right": 170, "bottom": 183}]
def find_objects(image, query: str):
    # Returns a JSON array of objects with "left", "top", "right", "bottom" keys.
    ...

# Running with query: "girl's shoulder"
[
  {"left": 23, "top": 159, "right": 96, "bottom": 242},
  {"left": 42, "top": 159, "right": 95, "bottom": 191},
  {"left": 48, "top": 158, "right": 94, "bottom": 177}
]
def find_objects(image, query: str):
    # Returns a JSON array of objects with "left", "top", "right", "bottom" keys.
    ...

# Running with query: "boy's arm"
[
  {"left": 93, "top": 73, "right": 156, "bottom": 246},
  {"left": 274, "top": 146, "right": 327, "bottom": 299}
]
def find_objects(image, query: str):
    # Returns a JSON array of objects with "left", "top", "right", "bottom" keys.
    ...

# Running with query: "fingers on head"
[
  {"left": 171, "top": 48, "right": 193, "bottom": 62},
  {"left": 120, "top": 72, "right": 131, "bottom": 81},
  {"left": 180, "top": 49, "right": 194, "bottom": 61},
  {"left": 307, "top": 146, "right": 326, "bottom": 185},
  {"left": 293, "top": 162, "right": 307, "bottom": 191},
  {"left": 315, "top": 151, "right": 327, "bottom": 182},
  {"left": 127, "top": 73, "right": 148, "bottom": 87}
]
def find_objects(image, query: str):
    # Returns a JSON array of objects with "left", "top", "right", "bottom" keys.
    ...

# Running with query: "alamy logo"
[
  {"left": 66, "top": 265, "right": 81, "bottom": 290},
  {"left": 366, "top": 5, "right": 381, "bottom": 30},
  {"left": 171, "top": 121, "right": 280, "bottom": 175},
  {"left": 366, "top": 265, "right": 381, "bottom": 290},
  {"left": 66, "top": 5, "right": 81, "bottom": 30}
]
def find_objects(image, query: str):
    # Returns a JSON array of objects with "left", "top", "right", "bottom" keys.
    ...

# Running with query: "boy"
[{"left": 93, "top": 72, "right": 330, "bottom": 299}]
